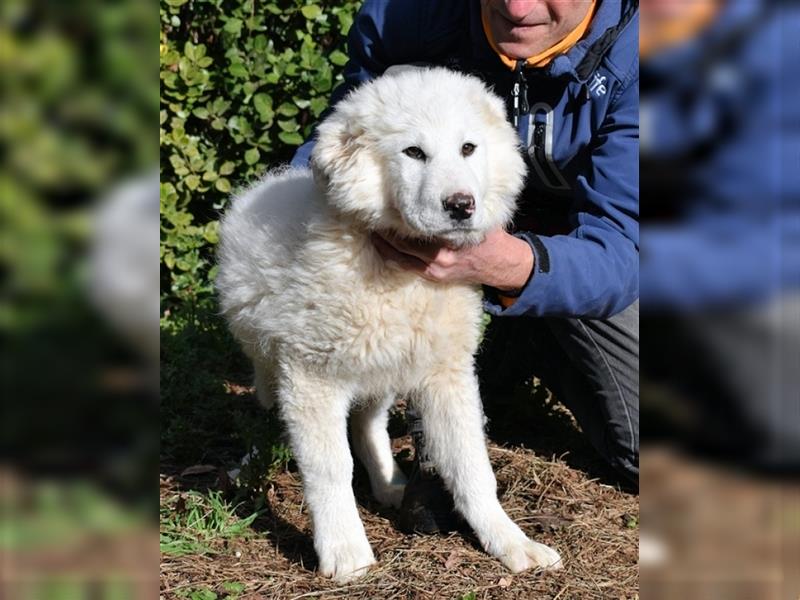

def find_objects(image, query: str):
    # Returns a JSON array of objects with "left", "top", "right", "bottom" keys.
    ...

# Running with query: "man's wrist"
[{"left": 491, "top": 234, "right": 534, "bottom": 293}]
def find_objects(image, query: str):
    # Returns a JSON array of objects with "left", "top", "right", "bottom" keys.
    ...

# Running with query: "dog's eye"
[
  {"left": 402, "top": 146, "right": 427, "bottom": 161},
  {"left": 461, "top": 143, "right": 476, "bottom": 157}
]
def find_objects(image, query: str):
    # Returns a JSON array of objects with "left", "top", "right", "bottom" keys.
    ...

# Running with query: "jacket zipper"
[
  {"left": 532, "top": 120, "right": 546, "bottom": 167},
  {"left": 512, "top": 60, "right": 529, "bottom": 127}
]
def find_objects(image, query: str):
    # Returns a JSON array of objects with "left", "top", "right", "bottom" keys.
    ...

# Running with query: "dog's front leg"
[
  {"left": 417, "top": 366, "right": 563, "bottom": 573},
  {"left": 278, "top": 369, "right": 375, "bottom": 581}
]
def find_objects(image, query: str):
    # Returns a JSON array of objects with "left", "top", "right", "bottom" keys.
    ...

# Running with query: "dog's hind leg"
[
  {"left": 417, "top": 365, "right": 563, "bottom": 573},
  {"left": 350, "top": 395, "right": 407, "bottom": 508},
  {"left": 253, "top": 365, "right": 276, "bottom": 410},
  {"left": 277, "top": 366, "right": 376, "bottom": 582}
]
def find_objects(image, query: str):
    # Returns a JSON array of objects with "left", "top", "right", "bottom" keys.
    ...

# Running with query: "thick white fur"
[{"left": 217, "top": 68, "right": 562, "bottom": 582}]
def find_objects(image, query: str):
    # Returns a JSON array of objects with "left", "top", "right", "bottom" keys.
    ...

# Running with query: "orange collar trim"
[
  {"left": 497, "top": 293, "right": 518, "bottom": 309},
  {"left": 639, "top": 0, "right": 720, "bottom": 59},
  {"left": 481, "top": 0, "right": 597, "bottom": 70}
]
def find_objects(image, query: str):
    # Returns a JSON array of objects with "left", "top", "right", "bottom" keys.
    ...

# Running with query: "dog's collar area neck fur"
[{"left": 372, "top": 229, "right": 484, "bottom": 252}]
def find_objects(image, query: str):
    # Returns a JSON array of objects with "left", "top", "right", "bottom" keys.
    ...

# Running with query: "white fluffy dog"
[{"left": 217, "top": 67, "right": 563, "bottom": 581}]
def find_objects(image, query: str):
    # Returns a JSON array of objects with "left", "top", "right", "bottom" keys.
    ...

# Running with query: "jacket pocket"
[{"left": 527, "top": 102, "right": 571, "bottom": 192}]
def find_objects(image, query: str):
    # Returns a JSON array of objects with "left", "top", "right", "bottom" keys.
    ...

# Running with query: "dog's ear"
[
  {"left": 478, "top": 92, "right": 512, "bottom": 132},
  {"left": 478, "top": 91, "right": 527, "bottom": 230},
  {"left": 309, "top": 106, "right": 388, "bottom": 226},
  {"left": 310, "top": 115, "right": 362, "bottom": 189}
]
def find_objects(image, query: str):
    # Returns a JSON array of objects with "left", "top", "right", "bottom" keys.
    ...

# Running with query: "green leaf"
[
  {"left": 215, "top": 178, "right": 232, "bottom": 193},
  {"left": 212, "top": 97, "right": 230, "bottom": 114},
  {"left": 244, "top": 148, "right": 260, "bottom": 165},
  {"left": 224, "top": 18, "right": 243, "bottom": 36},
  {"left": 278, "top": 131, "right": 304, "bottom": 146},
  {"left": 219, "top": 162, "right": 235, "bottom": 176},
  {"left": 300, "top": 5, "right": 322, "bottom": 20},
  {"left": 228, "top": 62, "right": 248, "bottom": 79},
  {"left": 254, "top": 34, "right": 268, "bottom": 51},
  {"left": 253, "top": 93, "right": 273, "bottom": 119},
  {"left": 189, "top": 589, "right": 217, "bottom": 600},
  {"left": 311, "top": 66, "right": 332, "bottom": 92},
  {"left": 169, "top": 154, "right": 185, "bottom": 170},
  {"left": 624, "top": 515, "right": 639, "bottom": 529},
  {"left": 203, "top": 221, "right": 220, "bottom": 244},
  {"left": 276, "top": 103, "right": 299, "bottom": 117},
  {"left": 310, "top": 96, "right": 328, "bottom": 117},
  {"left": 185, "top": 175, "right": 201, "bottom": 190},
  {"left": 183, "top": 42, "right": 202, "bottom": 61},
  {"left": 221, "top": 582, "right": 245, "bottom": 595},
  {"left": 277, "top": 118, "right": 299, "bottom": 133},
  {"left": 337, "top": 11, "right": 354, "bottom": 34},
  {"left": 242, "top": 81, "right": 258, "bottom": 98},
  {"left": 329, "top": 50, "right": 348, "bottom": 66}
]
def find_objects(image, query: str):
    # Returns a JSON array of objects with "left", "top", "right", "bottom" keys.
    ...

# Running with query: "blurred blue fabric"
[{"left": 640, "top": 0, "right": 800, "bottom": 310}]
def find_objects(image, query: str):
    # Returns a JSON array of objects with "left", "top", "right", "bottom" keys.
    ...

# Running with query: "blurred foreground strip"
[
  {"left": 640, "top": 447, "right": 799, "bottom": 599},
  {"left": 640, "top": 0, "right": 800, "bottom": 596},
  {"left": 0, "top": 469, "right": 158, "bottom": 599},
  {"left": 1, "top": 0, "right": 159, "bottom": 596}
]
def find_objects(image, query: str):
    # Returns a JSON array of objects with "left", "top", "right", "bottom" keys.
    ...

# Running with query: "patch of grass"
[
  {"left": 175, "top": 582, "right": 245, "bottom": 600},
  {"left": 160, "top": 490, "right": 260, "bottom": 557},
  {"left": 19, "top": 579, "right": 137, "bottom": 600}
]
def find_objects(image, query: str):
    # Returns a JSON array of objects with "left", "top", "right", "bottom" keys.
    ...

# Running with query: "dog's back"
[{"left": 217, "top": 168, "right": 321, "bottom": 347}]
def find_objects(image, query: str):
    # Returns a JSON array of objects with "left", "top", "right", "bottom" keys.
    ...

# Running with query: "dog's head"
[{"left": 310, "top": 67, "right": 525, "bottom": 247}]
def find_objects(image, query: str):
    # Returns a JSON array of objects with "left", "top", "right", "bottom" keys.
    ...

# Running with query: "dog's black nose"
[{"left": 442, "top": 193, "right": 475, "bottom": 221}]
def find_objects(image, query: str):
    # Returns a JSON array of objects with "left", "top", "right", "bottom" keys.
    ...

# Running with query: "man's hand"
[{"left": 371, "top": 228, "right": 534, "bottom": 292}]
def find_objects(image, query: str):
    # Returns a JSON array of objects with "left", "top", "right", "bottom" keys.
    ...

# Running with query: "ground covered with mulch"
[{"left": 160, "top": 384, "right": 639, "bottom": 600}]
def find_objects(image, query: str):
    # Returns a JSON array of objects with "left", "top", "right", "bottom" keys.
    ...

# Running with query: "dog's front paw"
[
  {"left": 498, "top": 536, "right": 563, "bottom": 573},
  {"left": 498, "top": 538, "right": 564, "bottom": 573},
  {"left": 317, "top": 535, "right": 376, "bottom": 582},
  {"left": 484, "top": 520, "right": 563, "bottom": 573}
]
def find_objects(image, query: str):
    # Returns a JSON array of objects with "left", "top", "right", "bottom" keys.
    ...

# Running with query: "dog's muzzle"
[{"left": 442, "top": 193, "right": 475, "bottom": 222}]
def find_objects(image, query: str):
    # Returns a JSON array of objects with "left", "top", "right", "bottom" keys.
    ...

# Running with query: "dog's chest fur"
[{"left": 282, "top": 219, "right": 484, "bottom": 391}]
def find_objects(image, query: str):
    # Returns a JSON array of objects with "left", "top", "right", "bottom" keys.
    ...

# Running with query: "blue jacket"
[
  {"left": 640, "top": 0, "right": 800, "bottom": 310},
  {"left": 292, "top": 0, "right": 640, "bottom": 319}
]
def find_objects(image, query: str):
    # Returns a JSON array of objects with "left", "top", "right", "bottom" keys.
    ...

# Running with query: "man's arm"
[{"left": 488, "top": 77, "right": 640, "bottom": 318}]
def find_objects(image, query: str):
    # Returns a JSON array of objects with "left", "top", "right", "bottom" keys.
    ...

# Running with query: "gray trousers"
[
  {"left": 477, "top": 301, "right": 640, "bottom": 486},
  {"left": 643, "top": 297, "right": 800, "bottom": 468}
]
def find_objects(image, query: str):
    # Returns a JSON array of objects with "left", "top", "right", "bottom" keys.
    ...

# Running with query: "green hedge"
[
  {"left": 2, "top": 1, "right": 156, "bottom": 332},
  {"left": 160, "top": 0, "right": 361, "bottom": 314}
]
